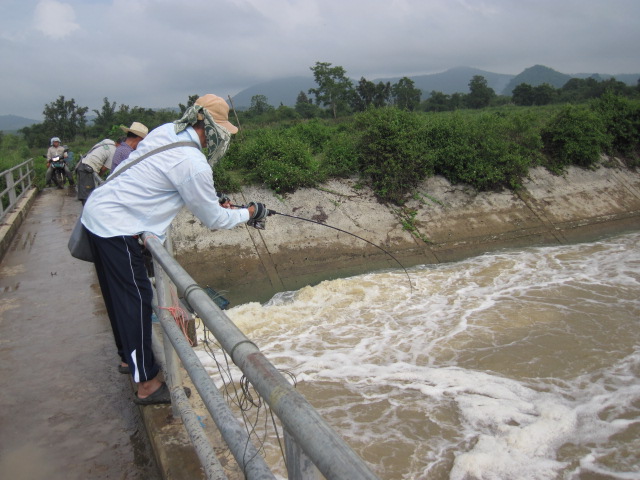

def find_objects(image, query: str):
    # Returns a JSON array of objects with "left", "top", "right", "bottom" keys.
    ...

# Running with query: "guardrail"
[
  {"left": 143, "top": 231, "right": 380, "bottom": 480},
  {"left": 0, "top": 159, "right": 35, "bottom": 222}
]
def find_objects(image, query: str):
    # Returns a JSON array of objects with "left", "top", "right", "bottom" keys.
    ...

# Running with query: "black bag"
[
  {"left": 68, "top": 217, "right": 94, "bottom": 262},
  {"left": 67, "top": 141, "right": 199, "bottom": 262}
]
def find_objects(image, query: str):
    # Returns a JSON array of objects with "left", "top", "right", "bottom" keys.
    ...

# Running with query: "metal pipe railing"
[
  {"left": 0, "top": 159, "right": 34, "bottom": 222},
  {"left": 149, "top": 236, "right": 276, "bottom": 479},
  {"left": 152, "top": 264, "right": 232, "bottom": 480},
  {"left": 143, "top": 232, "right": 379, "bottom": 480}
]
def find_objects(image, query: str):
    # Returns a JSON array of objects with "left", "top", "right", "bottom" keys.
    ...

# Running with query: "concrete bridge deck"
[{"left": 0, "top": 187, "right": 163, "bottom": 480}]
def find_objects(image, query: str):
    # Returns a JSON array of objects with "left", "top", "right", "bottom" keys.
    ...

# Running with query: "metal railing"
[
  {"left": 143, "top": 231, "right": 380, "bottom": 480},
  {"left": 0, "top": 159, "right": 35, "bottom": 222}
]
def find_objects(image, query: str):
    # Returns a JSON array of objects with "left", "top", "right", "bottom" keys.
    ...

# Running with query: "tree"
[
  {"left": 42, "top": 95, "right": 88, "bottom": 142},
  {"left": 372, "top": 81, "right": 391, "bottom": 108},
  {"left": 391, "top": 77, "right": 422, "bottom": 111},
  {"left": 512, "top": 83, "right": 534, "bottom": 106},
  {"left": 295, "top": 91, "right": 321, "bottom": 118},
  {"left": 179, "top": 94, "right": 199, "bottom": 114},
  {"left": 465, "top": 75, "right": 495, "bottom": 109},
  {"left": 308, "top": 62, "right": 354, "bottom": 119},
  {"left": 422, "top": 91, "right": 451, "bottom": 112},
  {"left": 296, "top": 91, "right": 311, "bottom": 105},
  {"left": 249, "top": 95, "right": 274, "bottom": 115},
  {"left": 354, "top": 77, "right": 376, "bottom": 111},
  {"left": 91, "top": 97, "right": 118, "bottom": 136},
  {"left": 531, "top": 83, "right": 556, "bottom": 105}
]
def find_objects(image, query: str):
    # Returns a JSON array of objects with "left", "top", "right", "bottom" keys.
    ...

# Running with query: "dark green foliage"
[
  {"left": 465, "top": 75, "right": 496, "bottom": 109},
  {"left": 0, "top": 134, "right": 30, "bottom": 171},
  {"left": 541, "top": 105, "right": 610, "bottom": 173},
  {"left": 355, "top": 107, "right": 434, "bottom": 203},
  {"left": 225, "top": 129, "right": 320, "bottom": 193},
  {"left": 392, "top": 77, "right": 422, "bottom": 111},
  {"left": 425, "top": 112, "right": 536, "bottom": 190},
  {"left": 295, "top": 91, "right": 323, "bottom": 119},
  {"left": 590, "top": 91, "right": 640, "bottom": 158},
  {"left": 309, "top": 62, "right": 354, "bottom": 119},
  {"left": 212, "top": 157, "right": 242, "bottom": 193},
  {"left": 512, "top": 83, "right": 557, "bottom": 106},
  {"left": 320, "top": 132, "right": 360, "bottom": 178},
  {"left": 285, "top": 119, "right": 334, "bottom": 154},
  {"left": 8, "top": 86, "right": 640, "bottom": 205}
]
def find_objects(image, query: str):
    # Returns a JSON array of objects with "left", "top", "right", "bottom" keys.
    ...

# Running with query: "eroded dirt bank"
[{"left": 170, "top": 158, "right": 640, "bottom": 305}]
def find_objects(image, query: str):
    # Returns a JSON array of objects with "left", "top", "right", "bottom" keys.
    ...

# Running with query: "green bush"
[
  {"left": 212, "top": 157, "right": 242, "bottom": 193},
  {"left": 590, "top": 92, "right": 640, "bottom": 157},
  {"left": 319, "top": 131, "right": 360, "bottom": 178},
  {"left": 286, "top": 119, "right": 334, "bottom": 154},
  {"left": 425, "top": 112, "right": 535, "bottom": 190},
  {"left": 228, "top": 129, "right": 320, "bottom": 193},
  {"left": 355, "top": 107, "right": 434, "bottom": 203},
  {"left": 0, "top": 134, "right": 32, "bottom": 171},
  {"left": 541, "top": 105, "right": 610, "bottom": 173}
]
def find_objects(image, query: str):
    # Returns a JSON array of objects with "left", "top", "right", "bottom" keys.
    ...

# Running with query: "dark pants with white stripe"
[{"left": 87, "top": 230, "right": 159, "bottom": 383}]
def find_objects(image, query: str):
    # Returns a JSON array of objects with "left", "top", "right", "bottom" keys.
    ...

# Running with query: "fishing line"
[{"left": 234, "top": 205, "right": 414, "bottom": 293}]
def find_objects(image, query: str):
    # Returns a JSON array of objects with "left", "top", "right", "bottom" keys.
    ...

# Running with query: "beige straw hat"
[
  {"left": 195, "top": 94, "right": 238, "bottom": 134},
  {"left": 120, "top": 121, "right": 149, "bottom": 138}
]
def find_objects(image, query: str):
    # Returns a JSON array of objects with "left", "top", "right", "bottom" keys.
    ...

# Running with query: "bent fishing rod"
[{"left": 233, "top": 204, "right": 414, "bottom": 293}]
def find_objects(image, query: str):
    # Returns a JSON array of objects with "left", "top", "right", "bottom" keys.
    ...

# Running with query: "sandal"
[
  {"left": 134, "top": 382, "right": 171, "bottom": 405},
  {"left": 133, "top": 383, "right": 192, "bottom": 405}
]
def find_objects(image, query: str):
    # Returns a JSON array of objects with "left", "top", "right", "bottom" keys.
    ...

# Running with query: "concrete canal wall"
[{"left": 170, "top": 157, "right": 640, "bottom": 305}]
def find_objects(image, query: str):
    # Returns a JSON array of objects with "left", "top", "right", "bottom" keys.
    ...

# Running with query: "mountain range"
[
  {"left": 2, "top": 65, "right": 639, "bottom": 131},
  {"left": 230, "top": 64, "right": 640, "bottom": 110},
  {"left": 0, "top": 114, "right": 40, "bottom": 133}
]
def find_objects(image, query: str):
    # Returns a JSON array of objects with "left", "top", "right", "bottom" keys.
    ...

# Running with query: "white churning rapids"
[{"left": 195, "top": 231, "right": 640, "bottom": 480}]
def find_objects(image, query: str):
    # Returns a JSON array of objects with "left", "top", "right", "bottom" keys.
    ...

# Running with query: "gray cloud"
[{"left": 1, "top": 0, "right": 639, "bottom": 120}]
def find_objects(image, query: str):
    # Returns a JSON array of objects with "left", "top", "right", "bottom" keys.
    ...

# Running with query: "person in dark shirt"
[{"left": 111, "top": 122, "right": 148, "bottom": 171}]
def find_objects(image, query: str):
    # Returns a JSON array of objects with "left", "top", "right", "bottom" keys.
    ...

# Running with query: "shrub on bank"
[
  {"left": 354, "top": 107, "right": 434, "bottom": 204},
  {"left": 590, "top": 92, "right": 640, "bottom": 165},
  {"left": 541, "top": 105, "right": 610, "bottom": 173},
  {"left": 425, "top": 111, "right": 539, "bottom": 190},
  {"left": 224, "top": 128, "right": 320, "bottom": 194},
  {"left": 5, "top": 95, "right": 639, "bottom": 203},
  {"left": 319, "top": 131, "right": 360, "bottom": 178}
]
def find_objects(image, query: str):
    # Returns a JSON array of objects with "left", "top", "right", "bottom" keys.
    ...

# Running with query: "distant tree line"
[
  {"left": 15, "top": 60, "right": 640, "bottom": 150},
  {"left": 237, "top": 61, "right": 640, "bottom": 124},
  {"left": 18, "top": 96, "right": 182, "bottom": 150}
]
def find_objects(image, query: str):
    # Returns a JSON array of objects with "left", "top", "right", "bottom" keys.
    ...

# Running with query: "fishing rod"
[{"left": 233, "top": 204, "right": 414, "bottom": 293}]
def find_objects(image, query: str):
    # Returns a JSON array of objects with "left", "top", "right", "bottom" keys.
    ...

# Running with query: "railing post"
[
  {"left": 6, "top": 171, "right": 16, "bottom": 205},
  {"left": 158, "top": 227, "right": 184, "bottom": 418},
  {"left": 284, "top": 430, "right": 322, "bottom": 480}
]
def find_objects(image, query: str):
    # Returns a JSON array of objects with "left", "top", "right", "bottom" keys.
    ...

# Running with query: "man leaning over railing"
[{"left": 79, "top": 94, "right": 268, "bottom": 405}]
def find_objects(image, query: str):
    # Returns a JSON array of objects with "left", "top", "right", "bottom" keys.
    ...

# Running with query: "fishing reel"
[
  {"left": 247, "top": 217, "right": 267, "bottom": 230},
  {"left": 246, "top": 201, "right": 274, "bottom": 230},
  {"left": 225, "top": 201, "right": 274, "bottom": 230}
]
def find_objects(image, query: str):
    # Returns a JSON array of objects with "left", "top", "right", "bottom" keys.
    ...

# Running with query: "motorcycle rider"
[{"left": 46, "top": 137, "right": 75, "bottom": 187}]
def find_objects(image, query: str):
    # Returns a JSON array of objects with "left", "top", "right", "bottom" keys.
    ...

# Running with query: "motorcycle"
[{"left": 44, "top": 147, "right": 71, "bottom": 188}]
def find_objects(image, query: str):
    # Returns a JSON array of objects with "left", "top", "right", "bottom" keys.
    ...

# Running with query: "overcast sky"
[{"left": 1, "top": 0, "right": 639, "bottom": 120}]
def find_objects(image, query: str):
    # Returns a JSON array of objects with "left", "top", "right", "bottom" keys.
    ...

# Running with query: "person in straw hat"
[
  {"left": 111, "top": 121, "right": 149, "bottom": 171},
  {"left": 80, "top": 94, "right": 269, "bottom": 405}
]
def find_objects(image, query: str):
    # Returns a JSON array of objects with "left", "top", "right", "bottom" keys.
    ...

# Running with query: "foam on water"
[{"left": 195, "top": 232, "right": 640, "bottom": 479}]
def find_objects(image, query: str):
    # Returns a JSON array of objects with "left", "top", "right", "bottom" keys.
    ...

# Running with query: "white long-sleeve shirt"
[{"left": 82, "top": 123, "right": 249, "bottom": 240}]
